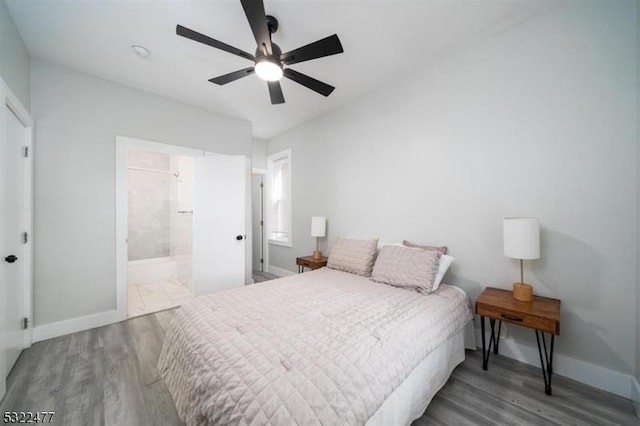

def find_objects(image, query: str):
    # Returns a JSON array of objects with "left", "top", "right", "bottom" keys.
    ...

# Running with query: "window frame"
[{"left": 266, "top": 149, "right": 292, "bottom": 247}]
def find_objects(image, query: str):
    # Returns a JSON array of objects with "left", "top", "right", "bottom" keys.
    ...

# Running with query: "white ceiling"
[{"left": 6, "top": 0, "right": 559, "bottom": 139}]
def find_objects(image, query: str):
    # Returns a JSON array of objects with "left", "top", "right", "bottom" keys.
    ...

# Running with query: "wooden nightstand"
[
  {"left": 296, "top": 255, "right": 328, "bottom": 273},
  {"left": 476, "top": 287, "right": 561, "bottom": 395}
]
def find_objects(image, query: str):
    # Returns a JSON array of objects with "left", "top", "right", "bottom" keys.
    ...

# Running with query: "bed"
[{"left": 158, "top": 266, "right": 474, "bottom": 425}]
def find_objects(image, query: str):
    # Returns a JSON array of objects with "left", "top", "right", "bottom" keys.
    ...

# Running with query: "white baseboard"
[
  {"left": 632, "top": 376, "right": 640, "bottom": 417},
  {"left": 33, "top": 310, "right": 122, "bottom": 343},
  {"left": 267, "top": 265, "right": 296, "bottom": 277},
  {"left": 475, "top": 329, "right": 634, "bottom": 399}
]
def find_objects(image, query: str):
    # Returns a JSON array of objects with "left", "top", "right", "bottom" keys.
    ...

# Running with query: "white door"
[
  {"left": 1, "top": 105, "right": 28, "bottom": 399},
  {"left": 192, "top": 152, "right": 246, "bottom": 296}
]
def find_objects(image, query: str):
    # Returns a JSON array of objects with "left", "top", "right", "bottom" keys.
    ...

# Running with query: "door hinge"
[
  {"left": 260, "top": 220, "right": 263, "bottom": 226},
  {"left": 22, "top": 146, "right": 29, "bottom": 158},
  {"left": 260, "top": 258, "right": 264, "bottom": 263},
  {"left": 22, "top": 232, "right": 28, "bottom": 244},
  {"left": 22, "top": 317, "right": 29, "bottom": 330},
  {"left": 260, "top": 182, "right": 264, "bottom": 188}
]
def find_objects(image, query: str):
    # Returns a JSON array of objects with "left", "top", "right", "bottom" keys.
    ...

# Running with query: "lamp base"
[
  {"left": 513, "top": 283, "right": 533, "bottom": 302},
  {"left": 313, "top": 250, "right": 323, "bottom": 260}
]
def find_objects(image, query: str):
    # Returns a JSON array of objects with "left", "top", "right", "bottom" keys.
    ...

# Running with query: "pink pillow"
[
  {"left": 372, "top": 245, "right": 440, "bottom": 293},
  {"left": 402, "top": 240, "right": 448, "bottom": 256}
]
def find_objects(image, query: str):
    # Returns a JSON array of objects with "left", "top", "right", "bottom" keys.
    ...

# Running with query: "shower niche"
[{"left": 126, "top": 149, "right": 195, "bottom": 317}]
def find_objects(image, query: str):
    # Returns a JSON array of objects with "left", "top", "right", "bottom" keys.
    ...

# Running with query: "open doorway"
[
  {"left": 116, "top": 136, "right": 249, "bottom": 321},
  {"left": 251, "top": 172, "right": 265, "bottom": 273},
  {"left": 251, "top": 170, "right": 274, "bottom": 283},
  {"left": 126, "top": 149, "right": 194, "bottom": 318}
]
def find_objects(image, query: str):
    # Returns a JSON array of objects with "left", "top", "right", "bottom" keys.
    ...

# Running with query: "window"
[{"left": 267, "top": 149, "right": 292, "bottom": 246}]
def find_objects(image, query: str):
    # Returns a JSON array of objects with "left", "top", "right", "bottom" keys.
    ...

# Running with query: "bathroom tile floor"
[{"left": 128, "top": 279, "right": 194, "bottom": 318}]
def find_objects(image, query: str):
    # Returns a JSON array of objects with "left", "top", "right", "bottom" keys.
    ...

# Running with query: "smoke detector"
[{"left": 132, "top": 45, "right": 151, "bottom": 58}]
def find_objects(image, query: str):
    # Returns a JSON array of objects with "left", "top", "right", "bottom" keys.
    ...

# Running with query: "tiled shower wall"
[{"left": 127, "top": 150, "right": 172, "bottom": 261}]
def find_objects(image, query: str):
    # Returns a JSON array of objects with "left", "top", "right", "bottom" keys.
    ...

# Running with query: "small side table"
[
  {"left": 476, "top": 287, "right": 560, "bottom": 395},
  {"left": 296, "top": 255, "right": 328, "bottom": 273}
]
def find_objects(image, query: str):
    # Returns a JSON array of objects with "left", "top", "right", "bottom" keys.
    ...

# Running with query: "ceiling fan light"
[{"left": 255, "top": 59, "right": 283, "bottom": 81}]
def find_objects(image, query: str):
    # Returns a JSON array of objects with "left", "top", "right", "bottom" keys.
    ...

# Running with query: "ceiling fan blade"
[
  {"left": 209, "top": 67, "right": 255, "bottom": 85},
  {"left": 240, "top": 0, "right": 273, "bottom": 55},
  {"left": 267, "top": 81, "right": 285, "bottom": 104},
  {"left": 283, "top": 68, "right": 335, "bottom": 97},
  {"left": 281, "top": 34, "right": 343, "bottom": 66},
  {"left": 176, "top": 24, "right": 254, "bottom": 61}
]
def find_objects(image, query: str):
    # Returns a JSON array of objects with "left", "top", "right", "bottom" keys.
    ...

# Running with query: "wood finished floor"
[{"left": 2, "top": 311, "right": 638, "bottom": 425}]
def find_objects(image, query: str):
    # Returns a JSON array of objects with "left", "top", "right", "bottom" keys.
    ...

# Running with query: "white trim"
[
  {"left": 252, "top": 167, "right": 267, "bottom": 174},
  {"left": 115, "top": 136, "right": 206, "bottom": 322},
  {"left": 631, "top": 376, "right": 640, "bottom": 417},
  {"left": 33, "top": 310, "right": 121, "bottom": 343},
  {"left": 475, "top": 328, "right": 634, "bottom": 399},
  {"left": 21, "top": 125, "right": 34, "bottom": 349},
  {"left": 267, "top": 265, "right": 296, "bottom": 277},
  {"left": 268, "top": 238, "right": 293, "bottom": 247},
  {"left": 115, "top": 140, "right": 128, "bottom": 323},
  {"left": 4, "top": 85, "right": 33, "bottom": 128},
  {"left": 245, "top": 157, "right": 253, "bottom": 284}
]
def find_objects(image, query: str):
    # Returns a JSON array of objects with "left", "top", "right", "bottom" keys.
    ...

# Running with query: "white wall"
[
  {"left": 31, "top": 59, "right": 251, "bottom": 326},
  {"left": 252, "top": 137, "right": 267, "bottom": 169},
  {"left": 636, "top": 0, "right": 640, "bottom": 406},
  {"left": 0, "top": 0, "right": 30, "bottom": 110},
  {"left": 268, "top": 0, "right": 638, "bottom": 377}
]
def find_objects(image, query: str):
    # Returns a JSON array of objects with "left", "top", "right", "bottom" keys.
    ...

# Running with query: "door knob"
[
  {"left": 236, "top": 235, "right": 244, "bottom": 241},
  {"left": 4, "top": 255, "right": 18, "bottom": 263}
]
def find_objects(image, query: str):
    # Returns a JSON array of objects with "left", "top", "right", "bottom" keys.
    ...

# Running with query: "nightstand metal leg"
[
  {"left": 488, "top": 319, "right": 498, "bottom": 356},
  {"left": 481, "top": 316, "right": 487, "bottom": 370},
  {"left": 549, "top": 335, "right": 554, "bottom": 375},
  {"left": 482, "top": 318, "right": 502, "bottom": 371},
  {"left": 495, "top": 321, "right": 502, "bottom": 355},
  {"left": 535, "top": 330, "right": 555, "bottom": 396}
]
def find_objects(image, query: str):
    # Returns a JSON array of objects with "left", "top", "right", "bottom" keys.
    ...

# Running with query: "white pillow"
[
  {"left": 376, "top": 241, "right": 403, "bottom": 249},
  {"left": 433, "top": 254, "right": 455, "bottom": 291}
]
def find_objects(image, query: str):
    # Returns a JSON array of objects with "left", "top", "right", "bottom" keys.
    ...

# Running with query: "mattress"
[
  {"left": 158, "top": 268, "right": 473, "bottom": 425},
  {"left": 366, "top": 328, "right": 466, "bottom": 425}
]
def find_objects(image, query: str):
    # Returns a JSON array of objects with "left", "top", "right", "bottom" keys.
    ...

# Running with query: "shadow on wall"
[
  {"left": 531, "top": 229, "right": 632, "bottom": 373},
  {"left": 506, "top": 309, "right": 632, "bottom": 374},
  {"left": 530, "top": 229, "right": 604, "bottom": 307},
  {"left": 445, "top": 274, "right": 485, "bottom": 304},
  {"left": 451, "top": 228, "right": 632, "bottom": 374}
]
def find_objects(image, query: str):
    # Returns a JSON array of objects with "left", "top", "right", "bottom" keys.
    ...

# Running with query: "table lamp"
[
  {"left": 503, "top": 217, "right": 540, "bottom": 302},
  {"left": 311, "top": 216, "right": 327, "bottom": 260}
]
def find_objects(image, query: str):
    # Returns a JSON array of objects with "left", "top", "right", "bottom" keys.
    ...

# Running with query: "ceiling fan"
[{"left": 176, "top": 0, "right": 344, "bottom": 105}]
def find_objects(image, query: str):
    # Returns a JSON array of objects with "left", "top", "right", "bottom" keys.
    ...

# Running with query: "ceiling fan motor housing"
[{"left": 255, "top": 42, "right": 282, "bottom": 64}]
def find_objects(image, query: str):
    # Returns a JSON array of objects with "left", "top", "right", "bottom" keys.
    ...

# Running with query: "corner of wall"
[
  {"left": 635, "top": 0, "right": 640, "bottom": 413},
  {"left": 632, "top": 376, "right": 640, "bottom": 417}
]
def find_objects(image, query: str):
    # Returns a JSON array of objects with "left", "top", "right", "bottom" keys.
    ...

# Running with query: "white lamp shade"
[
  {"left": 311, "top": 216, "right": 326, "bottom": 237},
  {"left": 503, "top": 217, "right": 540, "bottom": 260}
]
